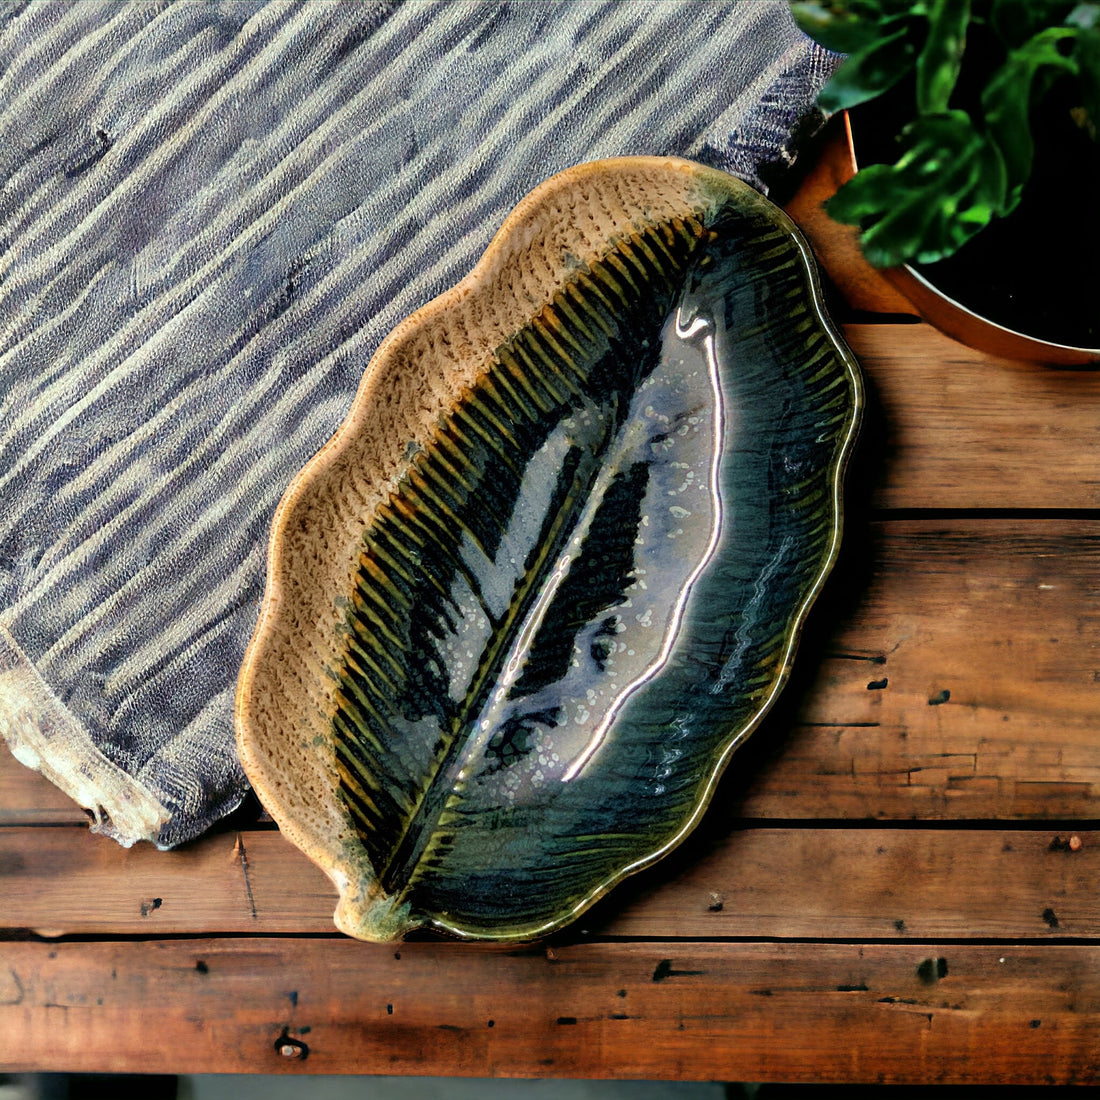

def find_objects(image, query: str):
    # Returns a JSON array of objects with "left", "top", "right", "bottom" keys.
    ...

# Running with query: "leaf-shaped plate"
[{"left": 235, "top": 157, "right": 862, "bottom": 942}]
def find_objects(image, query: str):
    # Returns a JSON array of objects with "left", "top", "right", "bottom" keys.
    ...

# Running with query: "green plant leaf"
[
  {"left": 982, "top": 26, "right": 1080, "bottom": 205},
  {"left": 817, "top": 25, "right": 923, "bottom": 112},
  {"left": 790, "top": 1, "right": 883, "bottom": 53},
  {"left": 790, "top": 0, "right": 921, "bottom": 53},
  {"left": 827, "top": 111, "right": 1008, "bottom": 266},
  {"left": 814, "top": 0, "right": 1098, "bottom": 268},
  {"left": 916, "top": 0, "right": 971, "bottom": 113}
]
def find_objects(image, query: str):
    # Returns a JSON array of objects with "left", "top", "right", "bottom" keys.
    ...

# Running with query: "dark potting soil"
[{"left": 850, "top": 73, "right": 1100, "bottom": 350}]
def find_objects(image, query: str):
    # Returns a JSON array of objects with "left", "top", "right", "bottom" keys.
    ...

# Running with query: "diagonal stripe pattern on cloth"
[{"left": 0, "top": 0, "right": 838, "bottom": 847}]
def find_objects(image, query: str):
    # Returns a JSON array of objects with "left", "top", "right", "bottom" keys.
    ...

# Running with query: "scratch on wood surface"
[
  {"left": 1014, "top": 780, "right": 1095, "bottom": 798},
  {"left": 234, "top": 833, "right": 258, "bottom": 920},
  {"left": 827, "top": 651, "right": 889, "bottom": 664},
  {"left": 652, "top": 959, "right": 706, "bottom": 982},
  {"left": 1, "top": 967, "right": 24, "bottom": 1006}
]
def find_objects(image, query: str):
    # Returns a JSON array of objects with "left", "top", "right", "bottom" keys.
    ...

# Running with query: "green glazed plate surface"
[{"left": 235, "top": 157, "right": 863, "bottom": 942}]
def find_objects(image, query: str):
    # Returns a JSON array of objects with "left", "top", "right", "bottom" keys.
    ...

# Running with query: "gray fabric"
[{"left": 0, "top": 0, "right": 837, "bottom": 847}]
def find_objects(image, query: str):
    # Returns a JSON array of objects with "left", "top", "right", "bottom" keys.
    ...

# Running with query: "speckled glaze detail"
[{"left": 235, "top": 157, "right": 862, "bottom": 943}]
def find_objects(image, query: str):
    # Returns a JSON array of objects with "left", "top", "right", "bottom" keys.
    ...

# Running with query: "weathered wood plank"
[
  {"left": 0, "top": 749, "right": 88, "bottom": 825},
  {"left": 4, "top": 520, "right": 1099, "bottom": 826},
  {"left": 2, "top": 825, "right": 1098, "bottom": 941},
  {"left": 603, "top": 826, "right": 1097, "bottom": 940},
  {"left": 847, "top": 324, "right": 1100, "bottom": 510},
  {"left": 3, "top": 938, "right": 1099, "bottom": 1082},
  {"left": 739, "top": 519, "right": 1100, "bottom": 819},
  {"left": 0, "top": 828, "right": 321, "bottom": 937}
]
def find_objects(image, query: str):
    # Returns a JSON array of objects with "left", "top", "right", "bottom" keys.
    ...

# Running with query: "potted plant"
[{"left": 791, "top": 0, "right": 1100, "bottom": 364}]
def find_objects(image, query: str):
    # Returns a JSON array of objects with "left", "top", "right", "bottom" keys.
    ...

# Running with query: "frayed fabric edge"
[{"left": 0, "top": 624, "right": 170, "bottom": 847}]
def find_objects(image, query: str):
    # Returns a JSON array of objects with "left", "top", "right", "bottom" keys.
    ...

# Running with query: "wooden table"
[{"left": 5, "top": 134, "right": 1100, "bottom": 1083}]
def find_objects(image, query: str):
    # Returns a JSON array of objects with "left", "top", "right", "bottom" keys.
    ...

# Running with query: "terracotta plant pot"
[{"left": 840, "top": 113, "right": 1100, "bottom": 368}]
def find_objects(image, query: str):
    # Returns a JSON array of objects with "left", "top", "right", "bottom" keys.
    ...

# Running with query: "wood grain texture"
[
  {"left": 3, "top": 825, "right": 1099, "bottom": 941},
  {"left": 739, "top": 520, "right": 1100, "bottom": 820},
  {"left": 848, "top": 324, "right": 1100, "bottom": 510},
  {"left": 4, "top": 298, "right": 1100, "bottom": 1083},
  {"left": 4, "top": 938, "right": 1100, "bottom": 1082}
]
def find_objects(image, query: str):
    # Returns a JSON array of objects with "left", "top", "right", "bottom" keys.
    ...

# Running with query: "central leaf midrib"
[
  {"left": 375, "top": 405, "right": 618, "bottom": 897},
  {"left": 351, "top": 216, "right": 713, "bottom": 900}
]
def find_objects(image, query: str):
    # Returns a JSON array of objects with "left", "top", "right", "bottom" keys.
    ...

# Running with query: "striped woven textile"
[{"left": 0, "top": 0, "right": 838, "bottom": 848}]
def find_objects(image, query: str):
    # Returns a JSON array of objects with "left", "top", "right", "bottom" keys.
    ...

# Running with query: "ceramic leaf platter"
[{"left": 235, "top": 156, "right": 863, "bottom": 942}]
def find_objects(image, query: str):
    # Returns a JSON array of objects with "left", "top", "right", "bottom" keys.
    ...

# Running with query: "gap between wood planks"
[{"left": 5, "top": 931, "right": 1100, "bottom": 948}]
